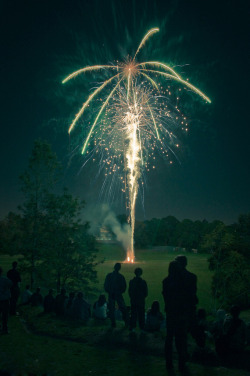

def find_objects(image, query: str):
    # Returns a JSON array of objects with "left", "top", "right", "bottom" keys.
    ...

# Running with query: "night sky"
[{"left": 1, "top": 0, "right": 249, "bottom": 224}]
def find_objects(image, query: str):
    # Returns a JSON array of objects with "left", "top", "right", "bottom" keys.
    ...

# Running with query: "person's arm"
[
  {"left": 121, "top": 275, "right": 127, "bottom": 293},
  {"left": 128, "top": 280, "right": 132, "bottom": 298},
  {"left": 144, "top": 281, "right": 148, "bottom": 298},
  {"left": 104, "top": 274, "right": 110, "bottom": 293}
]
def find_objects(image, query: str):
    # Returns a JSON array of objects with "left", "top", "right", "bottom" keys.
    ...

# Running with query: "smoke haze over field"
[{"left": 84, "top": 204, "right": 131, "bottom": 251}]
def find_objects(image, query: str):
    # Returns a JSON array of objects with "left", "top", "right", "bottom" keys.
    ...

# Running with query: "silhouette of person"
[
  {"left": 7, "top": 261, "right": 21, "bottom": 315},
  {"left": 162, "top": 260, "right": 191, "bottom": 371},
  {"left": 216, "top": 305, "right": 247, "bottom": 360},
  {"left": 71, "top": 292, "right": 91, "bottom": 321},
  {"left": 55, "top": 288, "right": 68, "bottom": 316},
  {"left": 211, "top": 309, "right": 226, "bottom": 342},
  {"left": 128, "top": 267, "right": 148, "bottom": 331},
  {"left": 43, "top": 289, "right": 55, "bottom": 313},
  {"left": 104, "top": 262, "right": 128, "bottom": 328},
  {"left": 145, "top": 300, "right": 164, "bottom": 332},
  {"left": 93, "top": 294, "right": 108, "bottom": 320},
  {"left": 0, "top": 267, "right": 12, "bottom": 334},
  {"left": 30, "top": 287, "right": 43, "bottom": 307},
  {"left": 175, "top": 255, "right": 198, "bottom": 331},
  {"left": 193, "top": 308, "right": 209, "bottom": 348},
  {"left": 65, "top": 292, "right": 75, "bottom": 317},
  {"left": 20, "top": 285, "right": 32, "bottom": 305}
]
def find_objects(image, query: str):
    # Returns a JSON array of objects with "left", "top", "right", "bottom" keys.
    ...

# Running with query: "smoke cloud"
[
  {"left": 83, "top": 203, "right": 131, "bottom": 251},
  {"left": 103, "top": 210, "right": 131, "bottom": 251}
]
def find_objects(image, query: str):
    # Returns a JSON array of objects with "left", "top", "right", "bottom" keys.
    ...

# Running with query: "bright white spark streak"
[
  {"left": 62, "top": 65, "right": 117, "bottom": 84},
  {"left": 133, "top": 28, "right": 160, "bottom": 60},
  {"left": 82, "top": 79, "right": 122, "bottom": 154},
  {"left": 68, "top": 73, "right": 121, "bottom": 134},
  {"left": 138, "top": 61, "right": 182, "bottom": 79},
  {"left": 140, "top": 69, "right": 211, "bottom": 103},
  {"left": 125, "top": 106, "right": 141, "bottom": 261}
]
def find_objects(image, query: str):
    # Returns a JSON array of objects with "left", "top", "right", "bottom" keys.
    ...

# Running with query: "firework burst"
[{"left": 62, "top": 28, "right": 211, "bottom": 262}]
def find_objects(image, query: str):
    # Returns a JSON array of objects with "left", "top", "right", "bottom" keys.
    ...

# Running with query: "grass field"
[
  {"left": 1, "top": 243, "right": 214, "bottom": 313},
  {"left": 95, "top": 243, "right": 214, "bottom": 313},
  {"left": 1, "top": 245, "right": 250, "bottom": 376}
]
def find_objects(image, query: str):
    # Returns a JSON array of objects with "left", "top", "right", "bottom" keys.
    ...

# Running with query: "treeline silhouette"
[{"left": 116, "top": 214, "right": 223, "bottom": 251}]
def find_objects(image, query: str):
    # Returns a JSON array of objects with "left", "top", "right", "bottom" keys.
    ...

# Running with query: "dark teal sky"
[{"left": 1, "top": 0, "right": 249, "bottom": 224}]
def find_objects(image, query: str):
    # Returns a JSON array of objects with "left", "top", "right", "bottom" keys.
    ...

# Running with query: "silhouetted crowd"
[{"left": 0, "top": 258, "right": 250, "bottom": 372}]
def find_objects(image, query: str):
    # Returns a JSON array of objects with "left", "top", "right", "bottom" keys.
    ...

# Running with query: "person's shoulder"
[
  {"left": 105, "top": 272, "right": 112, "bottom": 280},
  {"left": 184, "top": 269, "right": 197, "bottom": 279},
  {"left": 162, "top": 276, "right": 169, "bottom": 285},
  {"left": 0, "top": 276, "right": 7, "bottom": 283}
]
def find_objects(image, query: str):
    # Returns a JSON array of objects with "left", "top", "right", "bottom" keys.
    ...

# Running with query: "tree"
[
  {"left": 18, "top": 140, "right": 61, "bottom": 287},
  {"left": 207, "top": 220, "right": 250, "bottom": 309},
  {"left": 134, "top": 220, "right": 150, "bottom": 248},
  {"left": 174, "top": 219, "right": 198, "bottom": 251},
  {"left": 155, "top": 216, "right": 180, "bottom": 246},
  {"left": 37, "top": 189, "right": 98, "bottom": 292},
  {"left": 211, "top": 251, "right": 250, "bottom": 309},
  {"left": 0, "top": 212, "right": 23, "bottom": 255},
  {"left": 232, "top": 213, "right": 250, "bottom": 261},
  {"left": 201, "top": 221, "right": 233, "bottom": 255}
]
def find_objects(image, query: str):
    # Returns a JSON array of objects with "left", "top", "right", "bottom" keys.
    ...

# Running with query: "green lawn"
[
  {"left": 2, "top": 314, "right": 249, "bottom": 376},
  {"left": 95, "top": 243, "right": 214, "bottom": 313},
  {"left": 1, "top": 246, "right": 250, "bottom": 376},
  {"left": 0, "top": 244, "right": 214, "bottom": 312}
]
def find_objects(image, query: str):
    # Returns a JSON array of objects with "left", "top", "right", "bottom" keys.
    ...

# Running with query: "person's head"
[
  {"left": 49, "top": 289, "right": 53, "bottom": 295},
  {"left": 151, "top": 300, "right": 160, "bottom": 314},
  {"left": 26, "top": 285, "right": 30, "bottom": 290},
  {"left": 98, "top": 294, "right": 106, "bottom": 306},
  {"left": 114, "top": 263, "right": 121, "bottom": 272},
  {"left": 168, "top": 260, "right": 182, "bottom": 277},
  {"left": 230, "top": 305, "right": 241, "bottom": 319},
  {"left": 36, "top": 287, "right": 41, "bottom": 293},
  {"left": 61, "top": 288, "right": 66, "bottom": 295},
  {"left": 175, "top": 255, "right": 187, "bottom": 268},
  {"left": 69, "top": 292, "right": 75, "bottom": 299},
  {"left": 12, "top": 261, "right": 18, "bottom": 269},
  {"left": 134, "top": 267, "right": 142, "bottom": 277},
  {"left": 77, "top": 292, "right": 83, "bottom": 299}
]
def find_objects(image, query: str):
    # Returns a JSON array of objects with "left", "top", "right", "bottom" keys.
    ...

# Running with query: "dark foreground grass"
[
  {"left": 1, "top": 308, "right": 250, "bottom": 376},
  {"left": 0, "top": 314, "right": 166, "bottom": 376}
]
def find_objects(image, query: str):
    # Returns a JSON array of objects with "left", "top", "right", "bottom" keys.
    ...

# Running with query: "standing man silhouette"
[
  {"left": 175, "top": 255, "right": 198, "bottom": 332},
  {"left": 104, "top": 263, "right": 128, "bottom": 328},
  {"left": 128, "top": 267, "right": 148, "bottom": 332},
  {"left": 7, "top": 261, "right": 21, "bottom": 315},
  {"left": 0, "top": 267, "right": 12, "bottom": 334},
  {"left": 163, "top": 259, "right": 197, "bottom": 371}
]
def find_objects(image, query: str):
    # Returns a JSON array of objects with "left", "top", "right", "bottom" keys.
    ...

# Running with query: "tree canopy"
[{"left": 0, "top": 140, "right": 98, "bottom": 292}]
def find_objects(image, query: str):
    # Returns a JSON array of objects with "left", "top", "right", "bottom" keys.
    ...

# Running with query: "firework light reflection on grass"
[{"left": 62, "top": 28, "right": 211, "bottom": 262}]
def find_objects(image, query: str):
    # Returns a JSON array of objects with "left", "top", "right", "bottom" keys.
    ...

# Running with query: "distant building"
[{"left": 96, "top": 226, "right": 115, "bottom": 241}]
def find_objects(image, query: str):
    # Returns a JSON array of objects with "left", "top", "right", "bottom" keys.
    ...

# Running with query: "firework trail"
[{"left": 62, "top": 28, "right": 211, "bottom": 262}]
